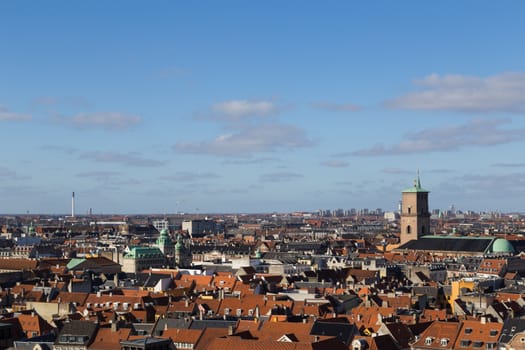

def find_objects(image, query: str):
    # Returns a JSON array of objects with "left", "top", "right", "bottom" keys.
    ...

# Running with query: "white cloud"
[
  {"left": 58, "top": 112, "right": 141, "bottom": 130},
  {"left": 387, "top": 72, "right": 525, "bottom": 113},
  {"left": 213, "top": 100, "right": 278, "bottom": 117},
  {"left": 353, "top": 118, "right": 525, "bottom": 156},
  {"left": 196, "top": 99, "right": 287, "bottom": 123},
  {"left": 312, "top": 102, "right": 361, "bottom": 112},
  {"left": 0, "top": 106, "right": 31, "bottom": 121},
  {"left": 175, "top": 123, "right": 314, "bottom": 156}
]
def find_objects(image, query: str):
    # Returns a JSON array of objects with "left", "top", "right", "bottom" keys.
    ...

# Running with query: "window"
[
  {"left": 485, "top": 343, "right": 495, "bottom": 350},
  {"left": 407, "top": 225, "right": 411, "bottom": 234},
  {"left": 489, "top": 330, "right": 498, "bottom": 336},
  {"left": 473, "top": 341, "right": 483, "bottom": 348},
  {"left": 425, "top": 337, "right": 433, "bottom": 345},
  {"left": 460, "top": 340, "right": 470, "bottom": 348},
  {"left": 440, "top": 338, "right": 449, "bottom": 346},
  {"left": 422, "top": 225, "right": 426, "bottom": 234},
  {"left": 465, "top": 328, "right": 473, "bottom": 334}
]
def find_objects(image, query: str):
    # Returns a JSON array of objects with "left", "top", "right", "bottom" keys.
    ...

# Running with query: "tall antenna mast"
[{"left": 72, "top": 192, "right": 76, "bottom": 218}]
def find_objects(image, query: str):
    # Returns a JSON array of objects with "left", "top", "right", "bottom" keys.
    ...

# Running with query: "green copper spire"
[{"left": 402, "top": 171, "right": 429, "bottom": 193}]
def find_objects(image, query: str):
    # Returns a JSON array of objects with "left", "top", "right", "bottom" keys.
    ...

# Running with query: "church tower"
[{"left": 400, "top": 172, "right": 430, "bottom": 245}]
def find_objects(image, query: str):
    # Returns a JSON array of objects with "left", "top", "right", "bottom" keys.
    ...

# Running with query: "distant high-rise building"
[
  {"left": 152, "top": 219, "right": 169, "bottom": 232},
  {"left": 182, "top": 219, "right": 217, "bottom": 237},
  {"left": 400, "top": 173, "right": 431, "bottom": 245}
]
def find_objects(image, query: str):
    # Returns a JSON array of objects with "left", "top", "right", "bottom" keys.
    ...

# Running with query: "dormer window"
[
  {"left": 465, "top": 328, "right": 473, "bottom": 334},
  {"left": 440, "top": 338, "right": 449, "bottom": 346},
  {"left": 425, "top": 337, "right": 433, "bottom": 345},
  {"left": 489, "top": 329, "right": 498, "bottom": 336}
]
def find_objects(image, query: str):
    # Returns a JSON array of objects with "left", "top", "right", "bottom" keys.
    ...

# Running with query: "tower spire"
[{"left": 416, "top": 170, "right": 421, "bottom": 189}]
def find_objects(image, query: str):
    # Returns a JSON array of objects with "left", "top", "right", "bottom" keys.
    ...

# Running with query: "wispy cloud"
[
  {"left": 79, "top": 151, "right": 163, "bottom": 167},
  {"left": 0, "top": 166, "right": 31, "bottom": 180},
  {"left": 382, "top": 168, "right": 412, "bottom": 174},
  {"left": 428, "top": 168, "right": 454, "bottom": 174},
  {"left": 175, "top": 123, "right": 314, "bottom": 157},
  {"left": 312, "top": 102, "right": 361, "bottom": 112},
  {"left": 222, "top": 157, "right": 279, "bottom": 165},
  {"left": 155, "top": 65, "right": 186, "bottom": 79},
  {"left": 353, "top": 118, "right": 525, "bottom": 156},
  {"left": 33, "top": 96, "right": 91, "bottom": 108},
  {"left": 159, "top": 171, "right": 220, "bottom": 182},
  {"left": 260, "top": 172, "right": 304, "bottom": 182},
  {"left": 56, "top": 112, "right": 141, "bottom": 130},
  {"left": 41, "top": 145, "right": 79, "bottom": 155},
  {"left": 196, "top": 99, "right": 288, "bottom": 123},
  {"left": 321, "top": 160, "right": 350, "bottom": 168},
  {"left": 0, "top": 106, "right": 31, "bottom": 121},
  {"left": 76, "top": 171, "right": 121, "bottom": 178},
  {"left": 213, "top": 100, "right": 280, "bottom": 118},
  {"left": 492, "top": 162, "right": 525, "bottom": 168},
  {"left": 457, "top": 172, "right": 525, "bottom": 196},
  {"left": 387, "top": 72, "right": 525, "bottom": 113}
]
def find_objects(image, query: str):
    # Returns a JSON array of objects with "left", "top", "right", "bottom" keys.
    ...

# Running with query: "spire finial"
[{"left": 416, "top": 170, "right": 421, "bottom": 189}]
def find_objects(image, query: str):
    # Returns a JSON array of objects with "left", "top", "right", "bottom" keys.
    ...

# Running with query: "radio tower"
[{"left": 72, "top": 192, "right": 76, "bottom": 218}]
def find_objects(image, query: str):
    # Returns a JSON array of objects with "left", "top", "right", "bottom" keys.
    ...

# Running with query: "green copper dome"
[
  {"left": 156, "top": 229, "right": 172, "bottom": 245},
  {"left": 175, "top": 234, "right": 183, "bottom": 251},
  {"left": 491, "top": 238, "right": 515, "bottom": 254}
]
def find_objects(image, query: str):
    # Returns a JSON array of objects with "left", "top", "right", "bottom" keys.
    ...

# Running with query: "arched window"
[
  {"left": 407, "top": 225, "right": 411, "bottom": 234},
  {"left": 421, "top": 225, "right": 425, "bottom": 234}
]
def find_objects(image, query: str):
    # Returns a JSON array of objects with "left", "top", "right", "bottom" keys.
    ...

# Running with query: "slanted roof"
[
  {"left": 397, "top": 236, "right": 495, "bottom": 254},
  {"left": 499, "top": 318, "right": 525, "bottom": 344}
]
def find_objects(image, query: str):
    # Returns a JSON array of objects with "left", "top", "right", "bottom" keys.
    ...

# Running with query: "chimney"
[
  {"left": 228, "top": 325, "right": 234, "bottom": 336},
  {"left": 481, "top": 316, "right": 487, "bottom": 324}
]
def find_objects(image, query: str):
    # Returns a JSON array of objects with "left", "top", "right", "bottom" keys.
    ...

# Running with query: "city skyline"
[{"left": 2, "top": 1, "right": 525, "bottom": 214}]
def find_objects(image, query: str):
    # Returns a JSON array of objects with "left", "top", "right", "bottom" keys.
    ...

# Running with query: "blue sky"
[{"left": 2, "top": 1, "right": 525, "bottom": 214}]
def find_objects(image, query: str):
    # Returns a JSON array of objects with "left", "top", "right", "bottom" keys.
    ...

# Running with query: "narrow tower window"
[{"left": 407, "top": 225, "right": 411, "bottom": 234}]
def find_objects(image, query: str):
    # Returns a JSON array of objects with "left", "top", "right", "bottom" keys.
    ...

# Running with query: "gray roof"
[
  {"left": 121, "top": 337, "right": 172, "bottom": 346},
  {"left": 55, "top": 320, "right": 98, "bottom": 345},
  {"left": 189, "top": 319, "right": 237, "bottom": 330},
  {"left": 499, "top": 318, "right": 525, "bottom": 344},
  {"left": 397, "top": 236, "right": 494, "bottom": 253}
]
